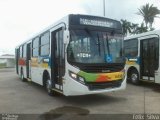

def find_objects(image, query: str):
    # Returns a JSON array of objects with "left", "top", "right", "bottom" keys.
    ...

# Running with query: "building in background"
[{"left": 0, "top": 54, "right": 15, "bottom": 68}]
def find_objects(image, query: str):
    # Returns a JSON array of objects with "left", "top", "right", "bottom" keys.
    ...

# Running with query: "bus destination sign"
[
  {"left": 80, "top": 18, "right": 114, "bottom": 28},
  {"left": 69, "top": 14, "right": 121, "bottom": 29}
]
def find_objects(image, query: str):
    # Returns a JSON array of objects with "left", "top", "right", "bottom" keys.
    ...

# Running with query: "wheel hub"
[
  {"left": 46, "top": 80, "right": 52, "bottom": 93},
  {"left": 131, "top": 73, "right": 138, "bottom": 82}
]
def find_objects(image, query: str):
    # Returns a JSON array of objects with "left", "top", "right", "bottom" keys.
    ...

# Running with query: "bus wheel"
[
  {"left": 129, "top": 69, "right": 140, "bottom": 85},
  {"left": 46, "top": 79, "right": 55, "bottom": 96}
]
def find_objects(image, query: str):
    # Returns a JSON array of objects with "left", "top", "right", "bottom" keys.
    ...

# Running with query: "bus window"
[
  {"left": 32, "top": 37, "right": 39, "bottom": 57},
  {"left": 20, "top": 46, "right": 23, "bottom": 58},
  {"left": 23, "top": 44, "right": 27, "bottom": 58},
  {"left": 68, "top": 30, "right": 124, "bottom": 64},
  {"left": 40, "top": 32, "right": 50, "bottom": 56},
  {"left": 124, "top": 39, "right": 138, "bottom": 57}
]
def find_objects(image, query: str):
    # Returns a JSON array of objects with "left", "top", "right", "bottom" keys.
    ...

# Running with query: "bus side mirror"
[{"left": 63, "top": 30, "right": 69, "bottom": 44}]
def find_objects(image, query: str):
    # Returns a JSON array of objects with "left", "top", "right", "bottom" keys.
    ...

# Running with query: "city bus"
[
  {"left": 124, "top": 30, "right": 160, "bottom": 85},
  {"left": 15, "top": 14, "right": 126, "bottom": 96}
]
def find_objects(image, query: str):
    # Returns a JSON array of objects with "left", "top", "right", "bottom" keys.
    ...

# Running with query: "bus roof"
[
  {"left": 16, "top": 14, "right": 121, "bottom": 48},
  {"left": 124, "top": 29, "right": 160, "bottom": 40}
]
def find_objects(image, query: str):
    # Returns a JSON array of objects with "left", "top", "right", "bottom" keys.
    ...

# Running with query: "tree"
[
  {"left": 135, "top": 23, "right": 148, "bottom": 34},
  {"left": 120, "top": 19, "right": 132, "bottom": 36},
  {"left": 131, "top": 23, "right": 139, "bottom": 34},
  {"left": 137, "top": 3, "right": 160, "bottom": 30},
  {"left": 121, "top": 19, "right": 149, "bottom": 36}
]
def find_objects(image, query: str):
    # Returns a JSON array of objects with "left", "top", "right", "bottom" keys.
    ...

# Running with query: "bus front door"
[
  {"left": 15, "top": 48, "right": 19, "bottom": 74},
  {"left": 26, "top": 43, "right": 31, "bottom": 78},
  {"left": 51, "top": 28, "right": 65, "bottom": 90},
  {"left": 140, "top": 37, "right": 159, "bottom": 81}
]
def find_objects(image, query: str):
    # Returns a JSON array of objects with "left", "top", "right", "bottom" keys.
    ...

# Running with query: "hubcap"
[
  {"left": 46, "top": 79, "right": 52, "bottom": 93},
  {"left": 131, "top": 73, "right": 138, "bottom": 82}
]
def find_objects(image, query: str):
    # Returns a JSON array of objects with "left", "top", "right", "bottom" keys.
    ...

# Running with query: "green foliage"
[
  {"left": 121, "top": 3, "right": 159, "bottom": 36},
  {"left": 135, "top": 23, "right": 148, "bottom": 34},
  {"left": 120, "top": 19, "right": 132, "bottom": 36},
  {"left": 137, "top": 3, "right": 160, "bottom": 30},
  {"left": 121, "top": 19, "right": 149, "bottom": 36}
]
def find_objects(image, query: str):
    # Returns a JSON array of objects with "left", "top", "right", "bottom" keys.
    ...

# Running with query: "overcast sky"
[{"left": 0, "top": 0, "right": 160, "bottom": 55}]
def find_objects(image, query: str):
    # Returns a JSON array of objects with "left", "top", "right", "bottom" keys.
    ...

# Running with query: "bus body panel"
[
  {"left": 31, "top": 67, "right": 43, "bottom": 85},
  {"left": 155, "top": 72, "right": 160, "bottom": 84},
  {"left": 30, "top": 56, "right": 51, "bottom": 85}
]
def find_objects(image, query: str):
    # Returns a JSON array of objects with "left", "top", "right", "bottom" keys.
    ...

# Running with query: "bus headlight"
[
  {"left": 69, "top": 71, "right": 85, "bottom": 84},
  {"left": 70, "top": 72, "right": 77, "bottom": 79}
]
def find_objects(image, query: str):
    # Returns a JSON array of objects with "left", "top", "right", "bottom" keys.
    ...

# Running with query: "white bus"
[
  {"left": 15, "top": 14, "right": 126, "bottom": 96},
  {"left": 124, "top": 30, "right": 160, "bottom": 84}
]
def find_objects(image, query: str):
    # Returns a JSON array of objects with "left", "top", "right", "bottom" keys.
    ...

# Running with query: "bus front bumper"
[{"left": 63, "top": 76, "right": 127, "bottom": 96}]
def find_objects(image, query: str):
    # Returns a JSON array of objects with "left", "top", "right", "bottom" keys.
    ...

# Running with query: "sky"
[{"left": 0, "top": 0, "right": 160, "bottom": 55}]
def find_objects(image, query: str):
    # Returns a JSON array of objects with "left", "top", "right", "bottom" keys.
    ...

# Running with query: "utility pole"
[{"left": 103, "top": 0, "right": 106, "bottom": 17}]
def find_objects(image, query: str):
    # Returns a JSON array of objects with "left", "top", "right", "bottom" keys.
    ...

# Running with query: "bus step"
[
  {"left": 27, "top": 78, "right": 32, "bottom": 82},
  {"left": 52, "top": 88, "right": 63, "bottom": 94}
]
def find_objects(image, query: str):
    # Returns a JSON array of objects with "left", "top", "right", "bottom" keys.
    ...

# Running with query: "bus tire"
[
  {"left": 46, "top": 78, "right": 57, "bottom": 96},
  {"left": 129, "top": 69, "right": 140, "bottom": 85}
]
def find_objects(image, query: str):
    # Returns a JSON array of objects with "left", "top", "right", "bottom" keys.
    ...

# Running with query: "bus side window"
[
  {"left": 23, "top": 44, "right": 27, "bottom": 58},
  {"left": 20, "top": 46, "right": 23, "bottom": 58},
  {"left": 32, "top": 37, "right": 39, "bottom": 57},
  {"left": 124, "top": 39, "right": 138, "bottom": 57},
  {"left": 40, "top": 32, "right": 50, "bottom": 56}
]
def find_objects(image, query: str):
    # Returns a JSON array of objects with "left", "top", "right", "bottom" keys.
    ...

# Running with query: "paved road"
[{"left": 0, "top": 68, "right": 160, "bottom": 120}]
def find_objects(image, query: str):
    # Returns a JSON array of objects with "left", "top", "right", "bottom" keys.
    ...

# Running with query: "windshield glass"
[{"left": 67, "top": 29, "right": 124, "bottom": 64}]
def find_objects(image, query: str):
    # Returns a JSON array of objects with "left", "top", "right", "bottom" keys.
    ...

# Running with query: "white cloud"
[{"left": 0, "top": 0, "right": 87, "bottom": 55}]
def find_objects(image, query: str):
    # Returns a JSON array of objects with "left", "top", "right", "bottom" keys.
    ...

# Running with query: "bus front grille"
[
  {"left": 86, "top": 80, "right": 122, "bottom": 90},
  {"left": 81, "top": 65, "right": 124, "bottom": 73}
]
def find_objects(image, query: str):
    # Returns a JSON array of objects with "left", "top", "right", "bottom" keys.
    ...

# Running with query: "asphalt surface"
[{"left": 0, "top": 68, "right": 160, "bottom": 120}]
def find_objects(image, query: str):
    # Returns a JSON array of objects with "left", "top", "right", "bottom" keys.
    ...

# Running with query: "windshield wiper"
[
  {"left": 106, "top": 33, "right": 110, "bottom": 55},
  {"left": 97, "top": 33, "right": 101, "bottom": 56}
]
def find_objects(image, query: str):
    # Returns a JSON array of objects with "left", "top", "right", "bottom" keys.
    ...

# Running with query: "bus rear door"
[{"left": 140, "top": 35, "right": 159, "bottom": 82}]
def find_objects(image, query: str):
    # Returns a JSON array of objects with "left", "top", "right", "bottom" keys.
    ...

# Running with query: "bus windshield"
[{"left": 67, "top": 29, "right": 124, "bottom": 64}]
